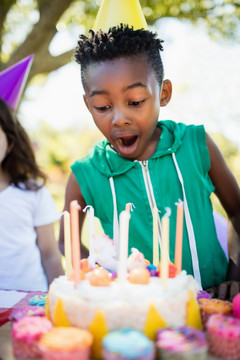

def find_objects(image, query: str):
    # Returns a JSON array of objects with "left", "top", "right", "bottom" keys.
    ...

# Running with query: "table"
[{"left": 0, "top": 290, "right": 220, "bottom": 360}]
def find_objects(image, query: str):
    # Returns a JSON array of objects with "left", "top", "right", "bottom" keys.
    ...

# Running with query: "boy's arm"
[
  {"left": 206, "top": 133, "right": 240, "bottom": 299},
  {"left": 58, "top": 172, "right": 89, "bottom": 258},
  {"left": 36, "top": 223, "right": 64, "bottom": 287}
]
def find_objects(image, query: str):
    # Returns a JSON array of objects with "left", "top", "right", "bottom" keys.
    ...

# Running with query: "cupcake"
[
  {"left": 39, "top": 327, "right": 93, "bottom": 360},
  {"left": 206, "top": 313, "right": 240, "bottom": 360},
  {"left": 28, "top": 294, "right": 47, "bottom": 307},
  {"left": 157, "top": 326, "right": 207, "bottom": 360},
  {"left": 11, "top": 315, "right": 53, "bottom": 358},
  {"left": 232, "top": 293, "right": 240, "bottom": 319},
  {"left": 198, "top": 298, "right": 232, "bottom": 329},
  {"left": 102, "top": 329, "right": 155, "bottom": 360},
  {"left": 9, "top": 305, "right": 45, "bottom": 325}
]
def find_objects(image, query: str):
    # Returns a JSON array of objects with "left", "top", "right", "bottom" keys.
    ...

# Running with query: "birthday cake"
[{"left": 47, "top": 257, "right": 202, "bottom": 358}]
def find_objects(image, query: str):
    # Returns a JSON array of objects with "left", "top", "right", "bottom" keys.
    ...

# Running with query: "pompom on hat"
[
  {"left": 0, "top": 54, "right": 34, "bottom": 110},
  {"left": 93, "top": 0, "right": 148, "bottom": 32}
]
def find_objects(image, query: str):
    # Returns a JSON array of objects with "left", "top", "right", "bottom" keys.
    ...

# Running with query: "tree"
[{"left": 0, "top": 0, "right": 239, "bottom": 85}]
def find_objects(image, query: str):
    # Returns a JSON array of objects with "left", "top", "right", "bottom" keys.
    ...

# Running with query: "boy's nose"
[{"left": 112, "top": 108, "right": 131, "bottom": 126}]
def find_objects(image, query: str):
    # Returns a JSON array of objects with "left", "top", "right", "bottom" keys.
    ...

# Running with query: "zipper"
[{"left": 139, "top": 160, "right": 162, "bottom": 249}]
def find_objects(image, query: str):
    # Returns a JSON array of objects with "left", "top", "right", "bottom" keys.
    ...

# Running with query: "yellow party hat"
[{"left": 93, "top": 0, "right": 148, "bottom": 32}]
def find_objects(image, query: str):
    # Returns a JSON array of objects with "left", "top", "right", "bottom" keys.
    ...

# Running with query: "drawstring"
[
  {"left": 172, "top": 153, "right": 202, "bottom": 288},
  {"left": 109, "top": 177, "right": 119, "bottom": 256},
  {"left": 109, "top": 154, "right": 202, "bottom": 288}
]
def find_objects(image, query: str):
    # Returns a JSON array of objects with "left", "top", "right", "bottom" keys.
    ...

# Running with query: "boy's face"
[{"left": 83, "top": 55, "right": 171, "bottom": 160}]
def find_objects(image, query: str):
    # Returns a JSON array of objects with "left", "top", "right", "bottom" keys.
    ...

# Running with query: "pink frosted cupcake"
[
  {"left": 39, "top": 327, "right": 93, "bottom": 360},
  {"left": 157, "top": 326, "right": 207, "bottom": 360},
  {"left": 11, "top": 315, "right": 53, "bottom": 358},
  {"left": 9, "top": 305, "right": 45, "bottom": 325},
  {"left": 206, "top": 313, "right": 240, "bottom": 360}
]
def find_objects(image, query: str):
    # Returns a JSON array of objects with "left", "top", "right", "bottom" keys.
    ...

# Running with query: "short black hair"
[{"left": 75, "top": 24, "right": 164, "bottom": 88}]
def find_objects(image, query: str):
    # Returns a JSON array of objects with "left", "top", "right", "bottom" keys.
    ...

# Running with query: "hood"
[{"left": 90, "top": 120, "right": 186, "bottom": 177}]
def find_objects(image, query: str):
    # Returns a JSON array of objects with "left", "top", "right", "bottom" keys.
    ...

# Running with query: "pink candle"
[
  {"left": 70, "top": 200, "right": 81, "bottom": 288},
  {"left": 160, "top": 214, "right": 169, "bottom": 290},
  {"left": 174, "top": 201, "right": 184, "bottom": 274}
]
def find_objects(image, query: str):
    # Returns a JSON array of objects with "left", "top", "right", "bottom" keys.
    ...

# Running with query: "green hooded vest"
[{"left": 71, "top": 120, "right": 228, "bottom": 289}]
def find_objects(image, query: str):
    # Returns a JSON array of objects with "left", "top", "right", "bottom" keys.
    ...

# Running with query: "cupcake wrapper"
[
  {"left": 208, "top": 330, "right": 240, "bottom": 360},
  {"left": 12, "top": 337, "right": 41, "bottom": 359},
  {"left": 157, "top": 347, "right": 207, "bottom": 360},
  {"left": 102, "top": 349, "right": 155, "bottom": 360},
  {"left": 40, "top": 345, "right": 91, "bottom": 360}
]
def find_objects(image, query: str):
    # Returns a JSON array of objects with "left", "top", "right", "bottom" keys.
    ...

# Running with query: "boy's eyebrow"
[
  {"left": 125, "top": 82, "right": 146, "bottom": 91},
  {"left": 89, "top": 82, "right": 146, "bottom": 98},
  {"left": 90, "top": 90, "right": 108, "bottom": 97}
]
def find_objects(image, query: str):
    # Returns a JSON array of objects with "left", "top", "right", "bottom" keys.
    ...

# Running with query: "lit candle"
[
  {"left": 83, "top": 205, "right": 95, "bottom": 268},
  {"left": 63, "top": 210, "right": 72, "bottom": 275},
  {"left": 152, "top": 206, "right": 159, "bottom": 267},
  {"left": 118, "top": 210, "right": 130, "bottom": 283},
  {"left": 70, "top": 200, "right": 81, "bottom": 288},
  {"left": 160, "top": 209, "right": 170, "bottom": 290},
  {"left": 174, "top": 200, "right": 184, "bottom": 274}
]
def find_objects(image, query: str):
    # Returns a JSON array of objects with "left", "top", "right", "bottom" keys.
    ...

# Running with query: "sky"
[{"left": 19, "top": 17, "right": 240, "bottom": 148}]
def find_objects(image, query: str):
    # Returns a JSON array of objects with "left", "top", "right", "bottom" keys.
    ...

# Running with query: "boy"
[{"left": 59, "top": 25, "right": 240, "bottom": 298}]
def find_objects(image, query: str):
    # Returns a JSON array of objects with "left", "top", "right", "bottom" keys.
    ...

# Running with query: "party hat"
[
  {"left": 93, "top": 0, "right": 148, "bottom": 32},
  {"left": 0, "top": 54, "right": 34, "bottom": 110}
]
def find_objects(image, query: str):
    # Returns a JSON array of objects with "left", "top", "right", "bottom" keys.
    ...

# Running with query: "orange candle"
[
  {"left": 174, "top": 201, "right": 184, "bottom": 274},
  {"left": 70, "top": 200, "right": 81, "bottom": 288}
]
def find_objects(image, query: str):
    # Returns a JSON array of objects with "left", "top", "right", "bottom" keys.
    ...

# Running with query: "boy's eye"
[
  {"left": 94, "top": 105, "right": 111, "bottom": 112},
  {"left": 129, "top": 100, "right": 145, "bottom": 106}
]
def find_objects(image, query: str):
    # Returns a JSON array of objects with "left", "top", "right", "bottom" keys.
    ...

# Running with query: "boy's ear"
[{"left": 160, "top": 79, "right": 172, "bottom": 107}]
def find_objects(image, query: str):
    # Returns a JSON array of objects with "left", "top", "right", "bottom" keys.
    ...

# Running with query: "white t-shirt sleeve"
[{"left": 33, "top": 186, "right": 60, "bottom": 226}]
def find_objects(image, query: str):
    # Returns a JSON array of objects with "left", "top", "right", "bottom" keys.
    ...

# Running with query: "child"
[
  {"left": 59, "top": 25, "right": 240, "bottom": 298},
  {"left": 0, "top": 99, "right": 64, "bottom": 291}
]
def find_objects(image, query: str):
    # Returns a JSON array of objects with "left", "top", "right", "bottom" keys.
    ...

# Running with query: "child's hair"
[
  {"left": 0, "top": 98, "right": 46, "bottom": 190},
  {"left": 75, "top": 24, "right": 164, "bottom": 88}
]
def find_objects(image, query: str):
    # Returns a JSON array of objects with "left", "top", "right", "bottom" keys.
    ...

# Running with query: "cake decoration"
[
  {"left": 143, "top": 304, "right": 167, "bottom": 340},
  {"left": 52, "top": 298, "right": 70, "bottom": 327},
  {"left": 89, "top": 310, "right": 108, "bottom": 359},
  {"left": 186, "top": 290, "right": 203, "bottom": 330}
]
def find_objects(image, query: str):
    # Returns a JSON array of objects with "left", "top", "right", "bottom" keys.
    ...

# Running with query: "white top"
[{"left": 0, "top": 184, "right": 60, "bottom": 291}]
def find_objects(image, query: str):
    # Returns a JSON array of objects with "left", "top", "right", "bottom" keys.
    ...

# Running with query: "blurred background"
[{"left": 1, "top": 0, "right": 240, "bottom": 240}]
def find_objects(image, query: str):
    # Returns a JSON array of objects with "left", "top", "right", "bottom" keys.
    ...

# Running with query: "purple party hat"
[{"left": 0, "top": 54, "right": 34, "bottom": 110}]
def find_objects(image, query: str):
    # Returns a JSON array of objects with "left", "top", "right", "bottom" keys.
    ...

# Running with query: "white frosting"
[{"left": 48, "top": 271, "right": 200, "bottom": 332}]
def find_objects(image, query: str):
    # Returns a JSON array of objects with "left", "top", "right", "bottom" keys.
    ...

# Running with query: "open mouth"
[{"left": 117, "top": 135, "right": 138, "bottom": 147}]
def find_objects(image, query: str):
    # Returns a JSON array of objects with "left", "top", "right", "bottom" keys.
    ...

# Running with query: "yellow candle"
[
  {"left": 63, "top": 210, "right": 72, "bottom": 275},
  {"left": 70, "top": 200, "right": 81, "bottom": 288},
  {"left": 174, "top": 202, "right": 184, "bottom": 274},
  {"left": 152, "top": 206, "right": 159, "bottom": 267},
  {"left": 160, "top": 215, "right": 169, "bottom": 290},
  {"left": 118, "top": 210, "right": 130, "bottom": 283}
]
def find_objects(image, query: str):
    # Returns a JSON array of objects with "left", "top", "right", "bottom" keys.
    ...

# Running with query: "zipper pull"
[{"left": 142, "top": 160, "right": 148, "bottom": 169}]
